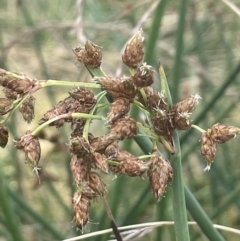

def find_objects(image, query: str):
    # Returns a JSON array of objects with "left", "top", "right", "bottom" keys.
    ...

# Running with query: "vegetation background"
[{"left": 0, "top": 0, "right": 240, "bottom": 240}]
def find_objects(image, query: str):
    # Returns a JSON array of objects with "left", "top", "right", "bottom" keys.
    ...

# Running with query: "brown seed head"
[
  {"left": 3, "top": 87, "right": 19, "bottom": 99},
  {"left": 0, "top": 74, "right": 34, "bottom": 94},
  {"left": 19, "top": 95, "right": 35, "bottom": 123},
  {"left": 107, "top": 116, "right": 138, "bottom": 140},
  {"left": 39, "top": 92, "right": 95, "bottom": 128},
  {"left": 73, "top": 41, "right": 102, "bottom": 68},
  {"left": 132, "top": 63, "right": 154, "bottom": 87},
  {"left": 174, "top": 112, "right": 192, "bottom": 131},
  {"left": 200, "top": 131, "right": 217, "bottom": 169},
  {"left": 0, "top": 124, "right": 8, "bottom": 148},
  {"left": 147, "top": 154, "right": 173, "bottom": 201},
  {"left": 72, "top": 191, "right": 91, "bottom": 230},
  {"left": 0, "top": 98, "right": 13, "bottom": 115},
  {"left": 171, "top": 94, "right": 201, "bottom": 114},
  {"left": 109, "top": 150, "right": 148, "bottom": 177},
  {"left": 97, "top": 76, "right": 137, "bottom": 100},
  {"left": 210, "top": 123, "right": 240, "bottom": 144},
  {"left": 15, "top": 131, "right": 41, "bottom": 170},
  {"left": 151, "top": 110, "right": 174, "bottom": 141},
  {"left": 70, "top": 155, "right": 91, "bottom": 185},
  {"left": 69, "top": 87, "right": 96, "bottom": 107},
  {"left": 122, "top": 29, "right": 144, "bottom": 69},
  {"left": 106, "top": 98, "right": 131, "bottom": 123}
]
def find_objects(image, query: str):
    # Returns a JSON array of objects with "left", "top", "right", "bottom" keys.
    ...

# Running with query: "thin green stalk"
[
  {"left": 172, "top": 0, "right": 188, "bottom": 103},
  {"left": 0, "top": 177, "right": 25, "bottom": 241},
  {"left": 160, "top": 59, "right": 189, "bottom": 240},
  {"left": 40, "top": 80, "right": 101, "bottom": 89},
  {"left": 170, "top": 132, "right": 190, "bottom": 241}
]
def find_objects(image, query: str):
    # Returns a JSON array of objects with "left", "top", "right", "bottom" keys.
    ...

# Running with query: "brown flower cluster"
[
  {"left": 0, "top": 69, "right": 38, "bottom": 147},
  {"left": 1, "top": 29, "right": 240, "bottom": 232},
  {"left": 201, "top": 123, "right": 240, "bottom": 171},
  {"left": 0, "top": 69, "right": 36, "bottom": 123}
]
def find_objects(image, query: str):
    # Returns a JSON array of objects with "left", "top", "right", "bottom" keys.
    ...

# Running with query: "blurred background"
[{"left": 0, "top": 0, "right": 240, "bottom": 240}]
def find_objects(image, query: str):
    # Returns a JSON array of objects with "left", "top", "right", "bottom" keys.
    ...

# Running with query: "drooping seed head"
[
  {"left": 19, "top": 95, "right": 35, "bottom": 123},
  {"left": 72, "top": 191, "right": 91, "bottom": 230},
  {"left": 15, "top": 131, "right": 41, "bottom": 172},
  {"left": 200, "top": 131, "right": 217, "bottom": 170},
  {"left": 147, "top": 154, "right": 173, "bottom": 201}
]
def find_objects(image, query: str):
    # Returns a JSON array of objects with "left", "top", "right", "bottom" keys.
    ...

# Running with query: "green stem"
[
  {"left": 83, "top": 91, "right": 106, "bottom": 140},
  {"left": 0, "top": 94, "right": 29, "bottom": 124},
  {"left": 171, "top": 132, "right": 190, "bottom": 241},
  {"left": 39, "top": 80, "right": 101, "bottom": 89},
  {"left": 191, "top": 124, "right": 206, "bottom": 133},
  {"left": 31, "top": 113, "right": 102, "bottom": 136}
]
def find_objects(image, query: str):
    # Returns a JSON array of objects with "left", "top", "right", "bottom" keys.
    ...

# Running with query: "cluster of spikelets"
[{"left": 1, "top": 29, "right": 240, "bottom": 230}]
